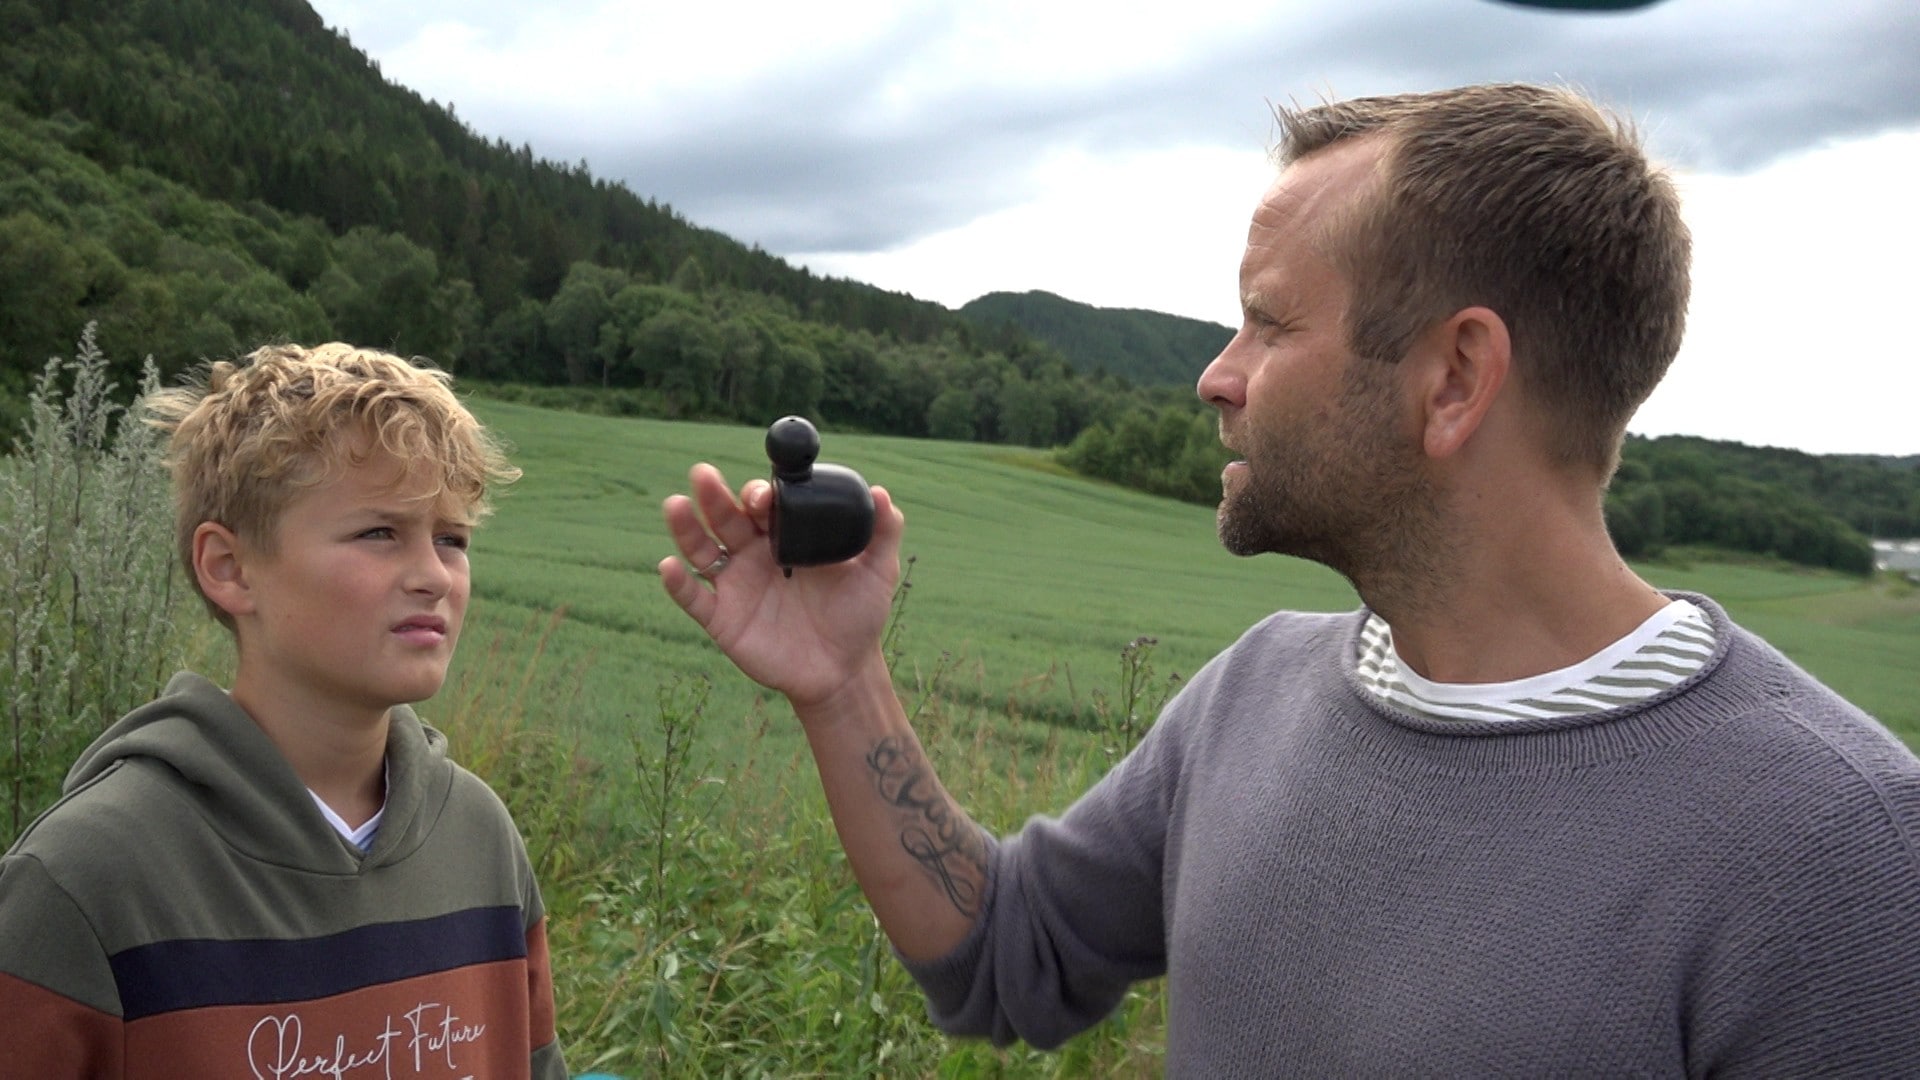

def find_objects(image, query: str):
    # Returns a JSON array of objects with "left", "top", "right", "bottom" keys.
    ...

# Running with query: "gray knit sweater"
[{"left": 904, "top": 595, "right": 1920, "bottom": 1076}]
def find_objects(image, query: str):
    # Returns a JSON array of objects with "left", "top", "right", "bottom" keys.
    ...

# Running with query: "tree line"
[
  {"left": 1056, "top": 408, "right": 1907, "bottom": 576},
  {"left": 1601, "top": 436, "right": 1918, "bottom": 575}
]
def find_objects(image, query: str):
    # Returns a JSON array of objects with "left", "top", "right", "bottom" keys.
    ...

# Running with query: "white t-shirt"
[{"left": 308, "top": 760, "right": 388, "bottom": 853}]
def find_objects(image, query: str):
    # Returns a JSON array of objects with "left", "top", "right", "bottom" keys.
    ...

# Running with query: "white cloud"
[
  {"left": 353, "top": 1, "right": 1277, "bottom": 141},
  {"left": 794, "top": 143, "right": 1273, "bottom": 326},
  {"left": 1634, "top": 130, "right": 1920, "bottom": 455},
  {"left": 381, "top": 3, "right": 906, "bottom": 117}
]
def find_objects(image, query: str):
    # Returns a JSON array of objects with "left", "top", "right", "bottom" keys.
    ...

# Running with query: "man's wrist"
[{"left": 790, "top": 652, "right": 899, "bottom": 734}]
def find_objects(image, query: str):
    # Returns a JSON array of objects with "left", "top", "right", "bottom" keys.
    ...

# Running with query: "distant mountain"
[{"left": 959, "top": 290, "right": 1232, "bottom": 388}]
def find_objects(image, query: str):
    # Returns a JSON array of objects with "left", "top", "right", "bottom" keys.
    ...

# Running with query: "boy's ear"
[{"left": 192, "top": 522, "right": 256, "bottom": 618}]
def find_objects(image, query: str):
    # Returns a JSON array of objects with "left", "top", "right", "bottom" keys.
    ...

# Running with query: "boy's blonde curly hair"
[{"left": 142, "top": 343, "right": 521, "bottom": 627}]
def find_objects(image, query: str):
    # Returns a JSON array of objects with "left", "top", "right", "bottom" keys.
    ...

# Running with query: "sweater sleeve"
[
  {"left": 899, "top": 673, "right": 1199, "bottom": 1048},
  {"left": 0, "top": 853, "right": 125, "bottom": 1076},
  {"left": 1689, "top": 704, "right": 1920, "bottom": 1077}
]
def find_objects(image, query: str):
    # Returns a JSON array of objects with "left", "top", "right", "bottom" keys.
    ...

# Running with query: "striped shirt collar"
[{"left": 1356, "top": 599, "right": 1717, "bottom": 723}]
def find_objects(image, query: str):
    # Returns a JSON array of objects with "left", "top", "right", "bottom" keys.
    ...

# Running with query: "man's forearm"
[{"left": 794, "top": 658, "right": 988, "bottom": 963}]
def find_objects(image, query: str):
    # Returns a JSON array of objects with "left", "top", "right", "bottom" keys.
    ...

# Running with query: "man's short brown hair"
[
  {"left": 142, "top": 343, "right": 521, "bottom": 627},
  {"left": 1274, "top": 83, "right": 1691, "bottom": 474}
]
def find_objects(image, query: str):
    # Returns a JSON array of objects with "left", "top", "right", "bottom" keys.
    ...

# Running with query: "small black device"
[{"left": 765, "top": 416, "right": 874, "bottom": 576}]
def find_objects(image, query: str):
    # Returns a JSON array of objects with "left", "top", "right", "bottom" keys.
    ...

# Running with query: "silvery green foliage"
[{"left": 1, "top": 324, "right": 180, "bottom": 842}]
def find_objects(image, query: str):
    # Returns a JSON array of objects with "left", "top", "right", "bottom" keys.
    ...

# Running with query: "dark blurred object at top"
[{"left": 1489, "top": 0, "right": 1670, "bottom": 10}]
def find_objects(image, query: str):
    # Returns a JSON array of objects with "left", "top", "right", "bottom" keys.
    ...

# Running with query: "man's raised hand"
[{"left": 658, "top": 463, "right": 905, "bottom": 711}]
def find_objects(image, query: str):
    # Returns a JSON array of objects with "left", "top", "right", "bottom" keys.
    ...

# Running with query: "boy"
[{"left": 0, "top": 343, "right": 567, "bottom": 1077}]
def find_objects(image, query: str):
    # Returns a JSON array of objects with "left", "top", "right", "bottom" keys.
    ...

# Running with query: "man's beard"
[{"left": 1216, "top": 360, "right": 1443, "bottom": 596}]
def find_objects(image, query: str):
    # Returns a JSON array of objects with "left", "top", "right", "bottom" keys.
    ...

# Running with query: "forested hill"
[
  {"left": 960, "top": 290, "right": 1233, "bottom": 387},
  {"left": 1603, "top": 436, "right": 1920, "bottom": 570},
  {"left": 0, "top": 0, "right": 1187, "bottom": 446},
  {"left": 0, "top": 0, "right": 959, "bottom": 350}
]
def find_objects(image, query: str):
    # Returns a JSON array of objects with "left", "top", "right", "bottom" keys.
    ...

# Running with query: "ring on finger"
[{"left": 692, "top": 544, "right": 731, "bottom": 580}]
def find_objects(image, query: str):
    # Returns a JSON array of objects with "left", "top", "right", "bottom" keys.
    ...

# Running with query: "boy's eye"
[
  {"left": 437, "top": 533, "right": 471, "bottom": 551},
  {"left": 359, "top": 526, "right": 396, "bottom": 540}
]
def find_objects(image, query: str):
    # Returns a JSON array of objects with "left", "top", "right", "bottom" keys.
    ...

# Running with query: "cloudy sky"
[{"left": 307, "top": 0, "right": 1919, "bottom": 456}]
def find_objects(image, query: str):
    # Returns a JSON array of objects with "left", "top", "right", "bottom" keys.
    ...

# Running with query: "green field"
[{"left": 456, "top": 399, "right": 1920, "bottom": 756}]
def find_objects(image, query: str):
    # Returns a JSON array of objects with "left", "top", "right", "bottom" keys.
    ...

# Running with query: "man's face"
[{"left": 1196, "top": 140, "right": 1435, "bottom": 583}]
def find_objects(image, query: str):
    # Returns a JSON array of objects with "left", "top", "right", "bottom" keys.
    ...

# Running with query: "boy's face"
[{"left": 235, "top": 450, "right": 473, "bottom": 720}]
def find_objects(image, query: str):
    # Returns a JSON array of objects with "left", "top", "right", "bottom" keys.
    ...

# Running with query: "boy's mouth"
[{"left": 392, "top": 615, "right": 448, "bottom": 641}]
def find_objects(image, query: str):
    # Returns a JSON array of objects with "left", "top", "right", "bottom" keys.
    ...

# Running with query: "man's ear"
[
  {"left": 1413, "top": 305, "right": 1511, "bottom": 459},
  {"left": 192, "top": 522, "right": 256, "bottom": 619}
]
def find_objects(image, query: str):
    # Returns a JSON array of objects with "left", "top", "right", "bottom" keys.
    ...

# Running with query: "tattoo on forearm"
[{"left": 866, "top": 737, "right": 989, "bottom": 918}]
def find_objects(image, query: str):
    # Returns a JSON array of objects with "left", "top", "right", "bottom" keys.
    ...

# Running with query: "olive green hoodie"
[{"left": 0, "top": 672, "right": 565, "bottom": 1077}]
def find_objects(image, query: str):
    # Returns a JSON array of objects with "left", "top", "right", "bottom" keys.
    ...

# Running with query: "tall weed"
[
  {"left": 1090, "top": 635, "right": 1181, "bottom": 760},
  {"left": 0, "top": 325, "right": 180, "bottom": 842}
]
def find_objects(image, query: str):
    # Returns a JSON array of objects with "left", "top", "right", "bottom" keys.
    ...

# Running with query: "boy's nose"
[{"left": 404, "top": 541, "right": 456, "bottom": 596}]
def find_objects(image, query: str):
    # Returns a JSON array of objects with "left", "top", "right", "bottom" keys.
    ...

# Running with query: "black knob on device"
[{"left": 765, "top": 416, "right": 874, "bottom": 573}]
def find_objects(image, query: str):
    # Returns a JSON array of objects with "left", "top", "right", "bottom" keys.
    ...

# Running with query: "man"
[{"left": 659, "top": 84, "right": 1920, "bottom": 1075}]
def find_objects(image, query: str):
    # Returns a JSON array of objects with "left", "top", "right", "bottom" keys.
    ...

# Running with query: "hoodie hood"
[{"left": 64, "top": 671, "right": 456, "bottom": 874}]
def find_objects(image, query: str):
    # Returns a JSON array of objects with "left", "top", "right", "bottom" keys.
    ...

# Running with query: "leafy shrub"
[{"left": 1057, "top": 404, "right": 1229, "bottom": 505}]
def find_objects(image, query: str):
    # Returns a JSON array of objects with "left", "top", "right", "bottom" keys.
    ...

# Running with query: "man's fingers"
[
  {"left": 690, "top": 464, "right": 768, "bottom": 554},
  {"left": 865, "top": 485, "right": 906, "bottom": 566},
  {"left": 741, "top": 479, "right": 774, "bottom": 531},
  {"left": 657, "top": 555, "right": 716, "bottom": 629},
  {"left": 662, "top": 491, "right": 729, "bottom": 577},
  {"left": 667, "top": 462, "right": 761, "bottom": 577}
]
